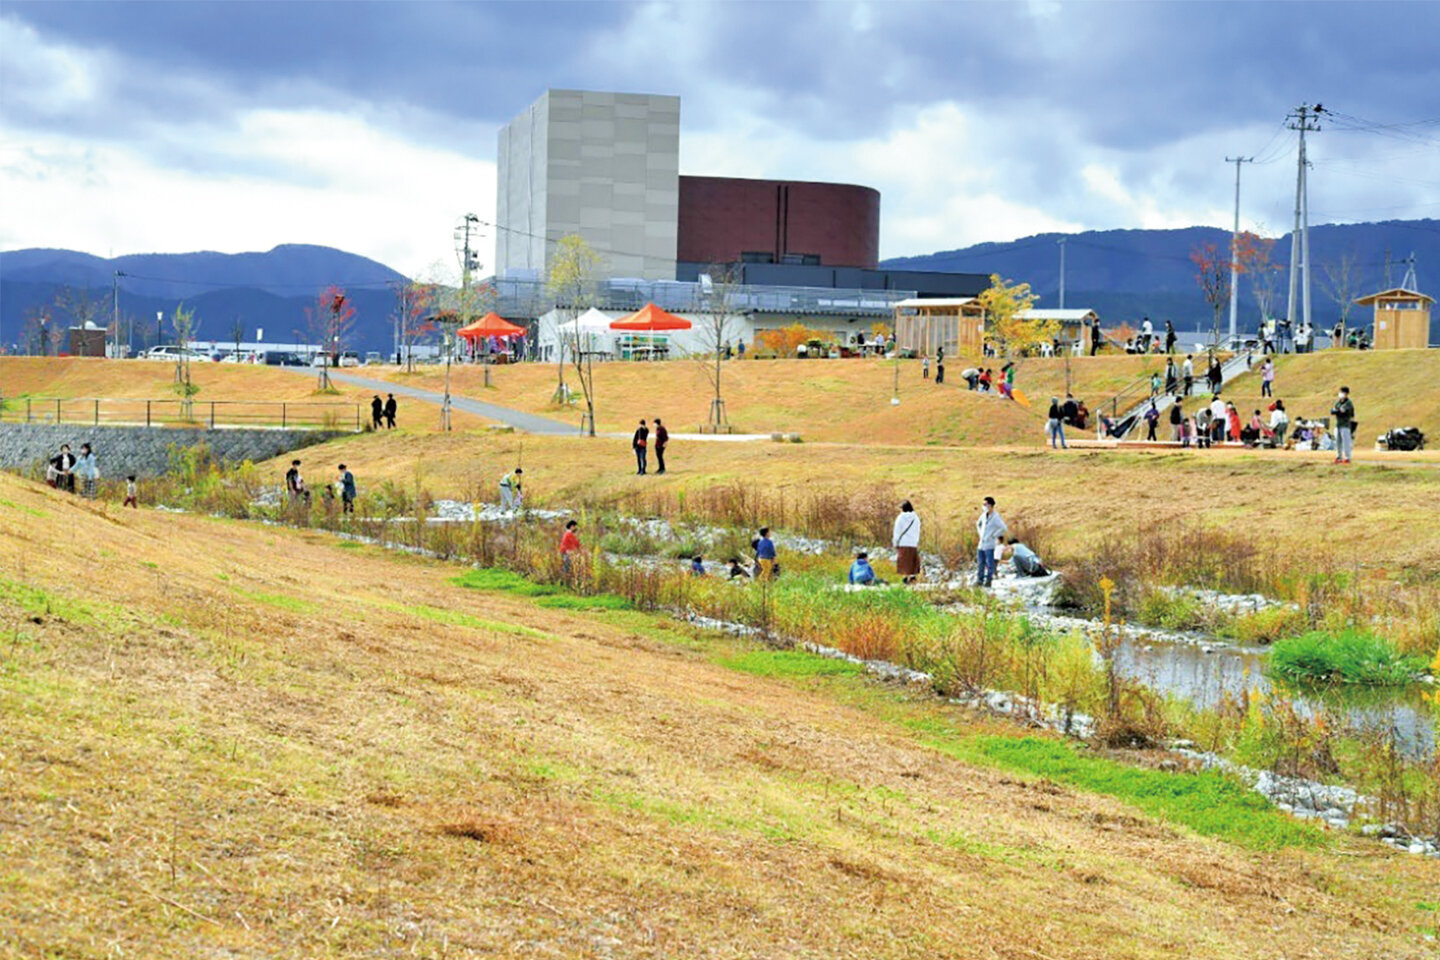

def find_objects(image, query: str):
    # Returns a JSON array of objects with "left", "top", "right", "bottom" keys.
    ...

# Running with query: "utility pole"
[
  {"left": 1384, "top": 249, "right": 1393, "bottom": 288},
  {"left": 1224, "top": 157, "right": 1251, "bottom": 345},
  {"left": 112, "top": 270, "right": 124, "bottom": 358},
  {"left": 1057, "top": 238, "right": 1067, "bottom": 309},
  {"left": 1284, "top": 104, "right": 1321, "bottom": 337},
  {"left": 442, "top": 213, "right": 481, "bottom": 431}
]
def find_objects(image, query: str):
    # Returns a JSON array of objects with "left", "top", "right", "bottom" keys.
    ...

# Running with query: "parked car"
[
  {"left": 143, "top": 345, "right": 206, "bottom": 362},
  {"left": 262, "top": 351, "right": 307, "bottom": 367},
  {"left": 338, "top": 351, "right": 361, "bottom": 368},
  {"left": 364, "top": 352, "right": 383, "bottom": 365}
]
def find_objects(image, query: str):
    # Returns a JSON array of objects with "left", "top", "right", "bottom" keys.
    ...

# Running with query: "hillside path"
[{"left": 312, "top": 369, "right": 577, "bottom": 434}]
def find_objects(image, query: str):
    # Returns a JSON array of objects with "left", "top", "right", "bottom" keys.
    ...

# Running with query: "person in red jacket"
[{"left": 559, "top": 519, "right": 581, "bottom": 580}]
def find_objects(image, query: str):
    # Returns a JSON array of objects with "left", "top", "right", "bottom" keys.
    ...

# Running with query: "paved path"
[{"left": 317, "top": 370, "right": 578, "bottom": 435}]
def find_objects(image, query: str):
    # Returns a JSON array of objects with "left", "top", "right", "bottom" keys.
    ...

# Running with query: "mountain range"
[
  {"left": 883, "top": 219, "right": 1440, "bottom": 338},
  {"left": 3, "top": 220, "right": 1437, "bottom": 353}
]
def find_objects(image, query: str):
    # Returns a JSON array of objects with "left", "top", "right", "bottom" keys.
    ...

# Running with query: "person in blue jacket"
[{"left": 848, "top": 551, "right": 877, "bottom": 586}]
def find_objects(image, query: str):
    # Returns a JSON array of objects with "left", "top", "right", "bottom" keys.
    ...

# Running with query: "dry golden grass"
[
  {"left": 1, "top": 472, "right": 1435, "bottom": 958},
  {"left": 0, "top": 357, "right": 492, "bottom": 430}
]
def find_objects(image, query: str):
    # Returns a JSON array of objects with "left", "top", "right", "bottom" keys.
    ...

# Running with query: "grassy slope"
[
  {"left": 0, "top": 357, "right": 492, "bottom": 430},
  {"left": 264, "top": 429, "right": 1440, "bottom": 571},
  {"left": 365, "top": 355, "right": 1169, "bottom": 444},
  {"left": 1, "top": 473, "right": 1435, "bottom": 958}
]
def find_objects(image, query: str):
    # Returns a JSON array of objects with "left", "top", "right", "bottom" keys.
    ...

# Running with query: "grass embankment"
[
  {"left": 0, "top": 356, "right": 493, "bottom": 430},
  {"left": 3, "top": 473, "right": 1438, "bottom": 957},
  {"left": 369, "top": 354, "right": 1166, "bottom": 444}
]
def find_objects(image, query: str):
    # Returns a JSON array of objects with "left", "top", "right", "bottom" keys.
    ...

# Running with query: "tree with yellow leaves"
[{"left": 975, "top": 274, "right": 1055, "bottom": 359}]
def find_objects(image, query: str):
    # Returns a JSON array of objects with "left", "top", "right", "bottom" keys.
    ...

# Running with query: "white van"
[{"left": 144, "top": 345, "right": 202, "bottom": 362}]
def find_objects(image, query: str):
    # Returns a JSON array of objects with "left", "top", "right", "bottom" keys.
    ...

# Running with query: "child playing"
[{"left": 124, "top": 475, "right": 138, "bottom": 509}]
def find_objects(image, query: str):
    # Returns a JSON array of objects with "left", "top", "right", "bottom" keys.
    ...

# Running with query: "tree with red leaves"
[{"left": 307, "top": 284, "right": 356, "bottom": 390}]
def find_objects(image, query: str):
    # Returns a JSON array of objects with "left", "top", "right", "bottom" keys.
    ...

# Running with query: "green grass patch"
[
  {"left": 451, "top": 567, "right": 564, "bottom": 596},
  {"left": 722, "top": 649, "right": 864, "bottom": 679},
  {"left": 233, "top": 589, "right": 317, "bottom": 614},
  {"left": 0, "top": 498, "right": 48, "bottom": 518},
  {"left": 534, "top": 592, "right": 632, "bottom": 611},
  {"left": 0, "top": 577, "right": 98, "bottom": 624},
  {"left": 1268, "top": 628, "right": 1426, "bottom": 686},
  {"left": 935, "top": 734, "right": 1325, "bottom": 851}
]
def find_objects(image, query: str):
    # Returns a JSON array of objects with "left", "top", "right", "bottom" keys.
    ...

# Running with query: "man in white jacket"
[
  {"left": 892, "top": 500, "right": 921, "bottom": 584},
  {"left": 975, "top": 496, "right": 1008, "bottom": 588}
]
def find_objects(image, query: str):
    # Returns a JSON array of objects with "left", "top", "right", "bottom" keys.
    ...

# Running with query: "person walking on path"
[
  {"left": 1269, "top": 399, "right": 1289, "bottom": 446},
  {"left": 1046, "top": 397, "right": 1068, "bottom": 449},
  {"left": 1331, "top": 386, "right": 1356, "bottom": 464},
  {"left": 1164, "top": 319, "right": 1177, "bottom": 355},
  {"left": 124, "top": 475, "right": 139, "bottom": 509},
  {"left": 1149, "top": 371, "right": 1161, "bottom": 398},
  {"left": 1182, "top": 354, "right": 1194, "bottom": 396},
  {"left": 370, "top": 395, "right": 384, "bottom": 430},
  {"left": 559, "top": 519, "right": 581, "bottom": 580},
  {"left": 499, "top": 467, "right": 524, "bottom": 510},
  {"left": 754, "top": 527, "right": 777, "bottom": 580},
  {"left": 975, "top": 497, "right": 1007, "bottom": 589},
  {"left": 1164, "top": 357, "right": 1177, "bottom": 395},
  {"left": 384, "top": 394, "right": 397, "bottom": 429},
  {"left": 631, "top": 420, "right": 649, "bottom": 475},
  {"left": 652, "top": 418, "right": 669, "bottom": 475},
  {"left": 1260, "top": 358, "right": 1275, "bottom": 398},
  {"left": 1169, "top": 397, "right": 1184, "bottom": 441},
  {"left": 892, "top": 500, "right": 922, "bottom": 584},
  {"left": 1142, "top": 400, "right": 1159, "bottom": 441},
  {"left": 338, "top": 464, "right": 356, "bottom": 515},
  {"left": 75, "top": 443, "right": 99, "bottom": 499}
]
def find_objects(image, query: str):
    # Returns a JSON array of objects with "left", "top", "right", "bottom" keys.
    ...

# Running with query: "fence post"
[
  {"left": 27, "top": 398, "right": 32, "bottom": 422},
  {"left": 56, "top": 398, "right": 62, "bottom": 424},
  {"left": 355, "top": 404, "right": 360, "bottom": 431},
  {"left": 282, "top": 403, "right": 287, "bottom": 429},
  {"left": 94, "top": 398, "right": 99, "bottom": 425},
  {"left": 146, "top": 400, "right": 152, "bottom": 428},
  {"left": 210, "top": 402, "right": 216, "bottom": 429}
]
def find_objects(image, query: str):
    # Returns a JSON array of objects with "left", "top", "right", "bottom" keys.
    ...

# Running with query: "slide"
[{"left": 1010, "top": 387, "right": 1031, "bottom": 408}]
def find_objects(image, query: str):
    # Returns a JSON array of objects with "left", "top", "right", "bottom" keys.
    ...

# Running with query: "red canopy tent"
[
  {"left": 609, "top": 302, "right": 692, "bottom": 331},
  {"left": 457, "top": 312, "right": 526, "bottom": 340}
]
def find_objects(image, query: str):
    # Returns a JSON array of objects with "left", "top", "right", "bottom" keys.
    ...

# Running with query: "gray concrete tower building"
[{"left": 496, "top": 89, "right": 680, "bottom": 281}]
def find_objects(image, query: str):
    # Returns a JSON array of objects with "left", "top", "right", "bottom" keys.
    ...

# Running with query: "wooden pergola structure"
[
  {"left": 1354, "top": 287, "right": 1433, "bottom": 350},
  {"left": 893, "top": 298, "right": 985, "bottom": 357}
]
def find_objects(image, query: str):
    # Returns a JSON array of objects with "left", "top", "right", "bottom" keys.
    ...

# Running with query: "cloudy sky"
[{"left": 3, "top": 0, "right": 1437, "bottom": 276}]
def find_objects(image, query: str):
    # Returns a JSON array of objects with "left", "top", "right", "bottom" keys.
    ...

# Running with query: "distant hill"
[
  {"left": 0, "top": 245, "right": 408, "bottom": 354},
  {"left": 883, "top": 219, "right": 1440, "bottom": 341}
]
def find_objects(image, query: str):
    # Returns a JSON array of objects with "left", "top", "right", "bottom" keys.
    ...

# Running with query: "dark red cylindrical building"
[{"left": 677, "top": 176, "right": 880, "bottom": 270}]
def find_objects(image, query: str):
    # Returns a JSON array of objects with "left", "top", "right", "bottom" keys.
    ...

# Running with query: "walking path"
[{"left": 308, "top": 369, "right": 578, "bottom": 434}]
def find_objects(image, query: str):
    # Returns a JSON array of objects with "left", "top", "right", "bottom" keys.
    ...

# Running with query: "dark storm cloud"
[{"left": 5, "top": 1, "right": 1437, "bottom": 158}]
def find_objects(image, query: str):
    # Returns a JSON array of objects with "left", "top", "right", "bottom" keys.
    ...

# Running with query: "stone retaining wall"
[{"left": 0, "top": 423, "right": 350, "bottom": 478}]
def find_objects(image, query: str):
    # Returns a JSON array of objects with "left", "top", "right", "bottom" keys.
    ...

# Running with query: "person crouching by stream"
[{"left": 892, "top": 500, "right": 921, "bottom": 584}]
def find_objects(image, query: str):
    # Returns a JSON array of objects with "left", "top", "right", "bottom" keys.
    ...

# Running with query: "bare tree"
[
  {"left": 305, "top": 286, "right": 355, "bottom": 390},
  {"left": 170, "top": 303, "right": 200, "bottom": 416},
  {"left": 693, "top": 263, "right": 744, "bottom": 432},
  {"left": 1236, "top": 232, "right": 1282, "bottom": 333},
  {"left": 231, "top": 315, "right": 245, "bottom": 359},
  {"left": 1319, "top": 251, "right": 1361, "bottom": 342},
  {"left": 392, "top": 279, "right": 437, "bottom": 372},
  {"left": 546, "top": 235, "right": 602, "bottom": 435}
]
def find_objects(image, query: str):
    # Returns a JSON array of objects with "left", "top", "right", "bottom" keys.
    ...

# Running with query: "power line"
[{"left": 108, "top": 272, "right": 401, "bottom": 291}]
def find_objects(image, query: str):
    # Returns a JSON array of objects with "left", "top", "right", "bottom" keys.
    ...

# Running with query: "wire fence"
[{"left": 0, "top": 397, "right": 363, "bottom": 431}]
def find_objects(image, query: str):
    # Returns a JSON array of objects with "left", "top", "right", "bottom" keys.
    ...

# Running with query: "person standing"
[
  {"left": 1046, "top": 397, "right": 1068, "bottom": 450},
  {"left": 499, "top": 467, "right": 524, "bottom": 510},
  {"left": 384, "top": 393, "right": 397, "bottom": 429},
  {"left": 892, "top": 500, "right": 921, "bottom": 584},
  {"left": 631, "top": 420, "right": 649, "bottom": 475},
  {"left": 1207, "top": 357, "right": 1223, "bottom": 394},
  {"left": 935, "top": 345, "right": 945, "bottom": 385},
  {"left": 1164, "top": 356, "right": 1177, "bottom": 395},
  {"left": 653, "top": 418, "right": 669, "bottom": 475},
  {"left": 1208, "top": 396, "right": 1228, "bottom": 444},
  {"left": 285, "top": 459, "right": 310, "bottom": 504},
  {"left": 338, "top": 463, "right": 356, "bottom": 514},
  {"left": 1260, "top": 358, "right": 1275, "bottom": 398},
  {"left": 1269, "top": 399, "right": 1289, "bottom": 446},
  {"left": 75, "top": 443, "right": 99, "bottom": 499},
  {"left": 975, "top": 497, "right": 1007, "bottom": 588},
  {"left": 755, "top": 527, "right": 777, "bottom": 580},
  {"left": 1149, "top": 371, "right": 1161, "bottom": 398},
  {"left": 1144, "top": 400, "right": 1160, "bottom": 441},
  {"left": 559, "top": 519, "right": 581, "bottom": 580},
  {"left": 124, "top": 475, "right": 139, "bottom": 509},
  {"left": 1182, "top": 354, "right": 1194, "bottom": 396},
  {"left": 1331, "top": 386, "right": 1355, "bottom": 464},
  {"left": 1164, "top": 319, "right": 1177, "bottom": 355},
  {"left": 1089, "top": 316, "right": 1102, "bottom": 355},
  {"left": 49, "top": 443, "right": 76, "bottom": 492},
  {"left": 370, "top": 395, "right": 384, "bottom": 429},
  {"left": 921, "top": 355, "right": 930, "bottom": 380},
  {"left": 1169, "top": 397, "right": 1184, "bottom": 441}
]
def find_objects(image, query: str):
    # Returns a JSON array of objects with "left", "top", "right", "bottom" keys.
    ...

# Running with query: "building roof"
[
  {"left": 1354, "top": 287, "right": 1434, "bottom": 306},
  {"left": 894, "top": 297, "right": 977, "bottom": 308},
  {"left": 1018, "top": 308, "right": 1098, "bottom": 321}
]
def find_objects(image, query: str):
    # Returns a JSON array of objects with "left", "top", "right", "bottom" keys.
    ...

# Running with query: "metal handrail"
[{"left": 0, "top": 397, "right": 361, "bottom": 431}]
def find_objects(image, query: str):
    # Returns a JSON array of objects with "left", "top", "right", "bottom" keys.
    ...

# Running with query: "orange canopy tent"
[
  {"left": 457, "top": 312, "right": 526, "bottom": 340},
  {"left": 609, "top": 302, "right": 692, "bottom": 331}
]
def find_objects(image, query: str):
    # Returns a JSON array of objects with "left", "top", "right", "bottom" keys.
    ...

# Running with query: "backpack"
[{"left": 1381, "top": 427, "right": 1425, "bottom": 452}]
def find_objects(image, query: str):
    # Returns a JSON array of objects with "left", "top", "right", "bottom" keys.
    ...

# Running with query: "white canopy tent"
[{"left": 537, "top": 307, "right": 619, "bottom": 362}]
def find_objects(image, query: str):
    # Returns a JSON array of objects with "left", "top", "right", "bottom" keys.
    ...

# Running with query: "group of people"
[
  {"left": 369, "top": 394, "right": 398, "bottom": 430},
  {"left": 630, "top": 418, "right": 670, "bottom": 475},
  {"left": 284, "top": 459, "right": 357, "bottom": 512},
  {"left": 1128, "top": 384, "right": 1357, "bottom": 461},
  {"left": 1125, "top": 317, "right": 1177, "bottom": 355},
  {"left": 44, "top": 442, "right": 104, "bottom": 500},
  {"left": 959, "top": 361, "right": 1017, "bottom": 398},
  {"left": 1044, "top": 394, "right": 1091, "bottom": 449},
  {"left": 558, "top": 495, "right": 1048, "bottom": 591}
]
